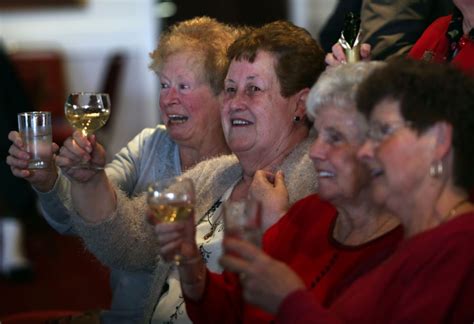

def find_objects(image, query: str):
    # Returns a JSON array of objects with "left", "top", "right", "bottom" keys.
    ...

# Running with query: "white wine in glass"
[
  {"left": 147, "top": 177, "right": 196, "bottom": 264},
  {"left": 64, "top": 92, "right": 111, "bottom": 169},
  {"left": 65, "top": 92, "right": 110, "bottom": 135}
]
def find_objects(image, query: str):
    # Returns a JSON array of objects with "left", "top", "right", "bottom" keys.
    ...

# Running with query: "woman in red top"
[
  {"left": 156, "top": 61, "right": 404, "bottom": 323},
  {"left": 222, "top": 59, "right": 474, "bottom": 323},
  {"left": 326, "top": 0, "right": 474, "bottom": 74},
  {"left": 408, "top": 0, "right": 474, "bottom": 72}
]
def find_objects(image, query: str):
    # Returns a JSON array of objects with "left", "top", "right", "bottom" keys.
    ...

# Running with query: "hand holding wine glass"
[
  {"left": 64, "top": 92, "right": 111, "bottom": 170},
  {"left": 148, "top": 176, "right": 197, "bottom": 265}
]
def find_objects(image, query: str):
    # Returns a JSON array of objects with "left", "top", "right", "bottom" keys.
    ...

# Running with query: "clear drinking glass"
[
  {"left": 223, "top": 198, "right": 262, "bottom": 247},
  {"left": 17, "top": 111, "right": 53, "bottom": 169},
  {"left": 64, "top": 92, "right": 111, "bottom": 169},
  {"left": 147, "top": 176, "right": 196, "bottom": 264}
]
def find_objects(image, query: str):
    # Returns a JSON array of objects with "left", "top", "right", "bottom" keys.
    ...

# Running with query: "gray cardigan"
[{"left": 70, "top": 134, "right": 318, "bottom": 322}]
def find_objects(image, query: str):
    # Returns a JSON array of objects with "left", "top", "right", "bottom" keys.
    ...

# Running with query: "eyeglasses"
[{"left": 367, "top": 121, "right": 412, "bottom": 143}]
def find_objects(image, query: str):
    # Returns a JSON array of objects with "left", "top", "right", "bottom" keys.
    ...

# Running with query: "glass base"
[{"left": 28, "top": 160, "right": 49, "bottom": 169}]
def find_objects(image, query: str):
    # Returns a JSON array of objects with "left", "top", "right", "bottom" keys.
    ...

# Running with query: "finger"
[
  {"left": 72, "top": 131, "right": 93, "bottom": 154},
  {"left": 6, "top": 155, "right": 29, "bottom": 170},
  {"left": 156, "top": 230, "right": 184, "bottom": 245},
  {"left": 8, "top": 144, "right": 30, "bottom": 161},
  {"left": 223, "top": 237, "right": 261, "bottom": 262},
  {"left": 325, "top": 53, "right": 341, "bottom": 67},
  {"left": 273, "top": 170, "right": 285, "bottom": 188},
  {"left": 360, "top": 43, "right": 372, "bottom": 61},
  {"left": 52, "top": 142, "right": 60, "bottom": 154},
  {"left": 154, "top": 221, "right": 185, "bottom": 234},
  {"left": 8, "top": 131, "right": 23, "bottom": 148},
  {"left": 10, "top": 165, "right": 31, "bottom": 178},
  {"left": 219, "top": 254, "right": 251, "bottom": 273},
  {"left": 158, "top": 239, "right": 184, "bottom": 258},
  {"left": 58, "top": 145, "right": 84, "bottom": 164},
  {"left": 331, "top": 43, "right": 347, "bottom": 63}
]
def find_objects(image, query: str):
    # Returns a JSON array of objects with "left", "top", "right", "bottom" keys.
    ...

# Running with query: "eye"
[
  {"left": 160, "top": 82, "right": 169, "bottom": 90},
  {"left": 247, "top": 85, "right": 261, "bottom": 94},
  {"left": 378, "top": 123, "right": 393, "bottom": 137},
  {"left": 179, "top": 83, "right": 191, "bottom": 90},
  {"left": 225, "top": 86, "right": 236, "bottom": 94}
]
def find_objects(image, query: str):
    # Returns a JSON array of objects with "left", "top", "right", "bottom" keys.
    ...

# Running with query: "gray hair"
[
  {"left": 306, "top": 61, "right": 386, "bottom": 118},
  {"left": 305, "top": 61, "right": 386, "bottom": 142}
]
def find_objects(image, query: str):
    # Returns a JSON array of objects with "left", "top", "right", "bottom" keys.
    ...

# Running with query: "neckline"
[{"left": 328, "top": 214, "right": 401, "bottom": 250}]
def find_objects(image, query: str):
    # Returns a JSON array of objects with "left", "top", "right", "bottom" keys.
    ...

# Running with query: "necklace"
[{"left": 445, "top": 198, "right": 470, "bottom": 220}]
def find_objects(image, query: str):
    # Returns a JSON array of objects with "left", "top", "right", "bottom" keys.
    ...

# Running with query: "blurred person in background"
[
  {"left": 163, "top": 62, "right": 403, "bottom": 323},
  {"left": 0, "top": 43, "right": 35, "bottom": 281},
  {"left": 221, "top": 59, "right": 474, "bottom": 323},
  {"left": 7, "top": 17, "right": 239, "bottom": 323},
  {"left": 325, "top": 0, "right": 473, "bottom": 74},
  {"left": 54, "top": 20, "right": 325, "bottom": 323},
  {"left": 319, "top": 0, "right": 452, "bottom": 59}
]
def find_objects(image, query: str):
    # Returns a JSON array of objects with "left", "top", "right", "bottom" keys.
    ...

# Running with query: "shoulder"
[{"left": 281, "top": 134, "right": 318, "bottom": 205}]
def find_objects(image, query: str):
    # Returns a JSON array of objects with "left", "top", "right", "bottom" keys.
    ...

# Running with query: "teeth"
[
  {"left": 231, "top": 119, "right": 251, "bottom": 126},
  {"left": 318, "top": 171, "right": 334, "bottom": 178},
  {"left": 168, "top": 115, "right": 188, "bottom": 124}
]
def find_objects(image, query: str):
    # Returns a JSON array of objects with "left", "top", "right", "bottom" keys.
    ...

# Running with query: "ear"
[
  {"left": 292, "top": 87, "right": 310, "bottom": 119},
  {"left": 431, "top": 121, "right": 453, "bottom": 160}
]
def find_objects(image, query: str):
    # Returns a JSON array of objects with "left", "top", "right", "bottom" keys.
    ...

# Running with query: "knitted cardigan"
[{"left": 70, "top": 134, "right": 318, "bottom": 322}]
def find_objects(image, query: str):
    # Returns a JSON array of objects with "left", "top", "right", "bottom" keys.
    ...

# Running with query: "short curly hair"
[
  {"left": 149, "top": 17, "right": 244, "bottom": 95},
  {"left": 357, "top": 58, "right": 474, "bottom": 190},
  {"left": 227, "top": 20, "right": 325, "bottom": 98}
]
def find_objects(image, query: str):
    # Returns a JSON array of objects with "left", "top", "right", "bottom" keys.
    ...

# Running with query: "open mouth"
[
  {"left": 318, "top": 170, "right": 335, "bottom": 178},
  {"left": 370, "top": 168, "right": 384, "bottom": 178},
  {"left": 231, "top": 118, "right": 252, "bottom": 127},
  {"left": 168, "top": 114, "right": 188, "bottom": 124}
]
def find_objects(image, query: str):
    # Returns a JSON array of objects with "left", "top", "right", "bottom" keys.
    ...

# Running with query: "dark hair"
[
  {"left": 227, "top": 20, "right": 325, "bottom": 97},
  {"left": 357, "top": 58, "right": 474, "bottom": 190}
]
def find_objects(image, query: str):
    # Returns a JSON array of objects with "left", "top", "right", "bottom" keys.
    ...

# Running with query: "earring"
[
  {"left": 293, "top": 116, "right": 301, "bottom": 123},
  {"left": 429, "top": 160, "right": 443, "bottom": 178}
]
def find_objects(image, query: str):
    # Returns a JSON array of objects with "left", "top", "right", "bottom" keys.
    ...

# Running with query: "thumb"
[{"left": 274, "top": 170, "right": 285, "bottom": 188}]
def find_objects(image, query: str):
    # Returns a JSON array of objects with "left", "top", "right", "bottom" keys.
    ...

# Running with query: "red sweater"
[
  {"left": 186, "top": 194, "right": 403, "bottom": 323},
  {"left": 277, "top": 212, "right": 474, "bottom": 323},
  {"left": 408, "top": 15, "right": 474, "bottom": 73}
]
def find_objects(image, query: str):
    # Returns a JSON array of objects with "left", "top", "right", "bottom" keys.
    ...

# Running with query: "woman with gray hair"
[{"left": 175, "top": 62, "right": 404, "bottom": 323}]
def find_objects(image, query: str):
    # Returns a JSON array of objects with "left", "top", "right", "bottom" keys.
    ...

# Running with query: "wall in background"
[
  {"left": 289, "top": 0, "right": 337, "bottom": 41},
  {"left": 0, "top": 0, "right": 159, "bottom": 159}
]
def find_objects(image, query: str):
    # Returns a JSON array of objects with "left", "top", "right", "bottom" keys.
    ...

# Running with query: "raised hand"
[
  {"left": 325, "top": 43, "right": 372, "bottom": 67},
  {"left": 55, "top": 130, "right": 107, "bottom": 182},
  {"left": 220, "top": 238, "right": 305, "bottom": 314},
  {"left": 6, "top": 130, "right": 59, "bottom": 192},
  {"left": 250, "top": 170, "right": 288, "bottom": 231},
  {"left": 153, "top": 213, "right": 198, "bottom": 263}
]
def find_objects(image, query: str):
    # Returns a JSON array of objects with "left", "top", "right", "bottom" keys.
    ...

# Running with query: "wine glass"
[
  {"left": 64, "top": 92, "right": 111, "bottom": 169},
  {"left": 147, "top": 176, "right": 196, "bottom": 264}
]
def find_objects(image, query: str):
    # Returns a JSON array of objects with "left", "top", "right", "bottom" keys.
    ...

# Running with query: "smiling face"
[
  {"left": 221, "top": 51, "right": 301, "bottom": 160},
  {"left": 309, "top": 105, "right": 370, "bottom": 204},
  {"left": 357, "top": 99, "right": 436, "bottom": 212},
  {"left": 159, "top": 52, "right": 222, "bottom": 147}
]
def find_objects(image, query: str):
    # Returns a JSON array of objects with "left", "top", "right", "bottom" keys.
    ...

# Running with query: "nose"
[
  {"left": 308, "top": 137, "right": 328, "bottom": 161},
  {"left": 357, "top": 139, "right": 375, "bottom": 162},
  {"left": 160, "top": 86, "right": 179, "bottom": 107},
  {"left": 224, "top": 90, "right": 248, "bottom": 113}
]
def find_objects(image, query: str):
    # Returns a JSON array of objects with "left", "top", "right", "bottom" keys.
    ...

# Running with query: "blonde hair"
[{"left": 149, "top": 17, "right": 244, "bottom": 95}]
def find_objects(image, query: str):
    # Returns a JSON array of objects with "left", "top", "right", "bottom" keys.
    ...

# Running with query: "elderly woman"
[
  {"left": 223, "top": 59, "right": 474, "bottom": 323},
  {"left": 52, "top": 21, "right": 326, "bottom": 323},
  {"left": 7, "top": 17, "right": 238, "bottom": 322},
  {"left": 160, "top": 62, "right": 403, "bottom": 323}
]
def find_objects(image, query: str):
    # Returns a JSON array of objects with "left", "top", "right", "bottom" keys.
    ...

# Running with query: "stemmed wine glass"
[
  {"left": 64, "top": 92, "right": 111, "bottom": 169},
  {"left": 147, "top": 176, "right": 196, "bottom": 264}
]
